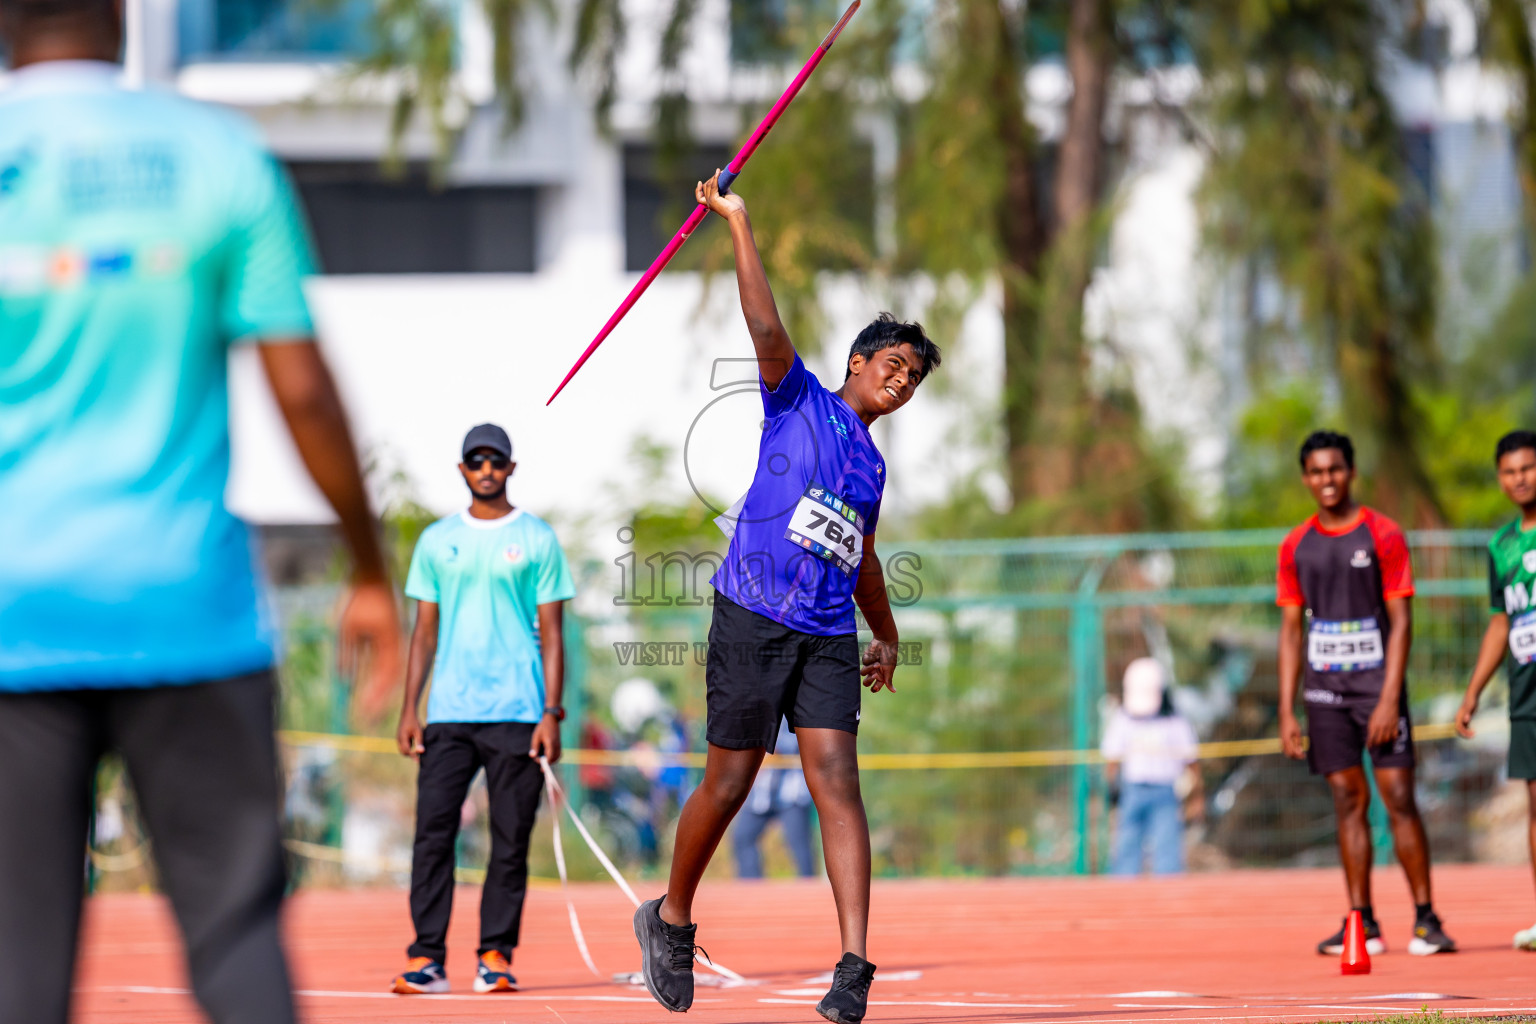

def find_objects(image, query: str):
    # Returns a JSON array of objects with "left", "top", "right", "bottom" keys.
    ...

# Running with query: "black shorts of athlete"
[
  {"left": 1509, "top": 719, "right": 1536, "bottom": 780},
  {"left": 704, "top": 592, "right": 861, "bottom": 753},
  {"left": 1305, "top": 692, "right": 1415, "bottom": 776}
]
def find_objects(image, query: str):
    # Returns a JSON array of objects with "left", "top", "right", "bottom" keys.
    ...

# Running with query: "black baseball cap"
[{"left": 462, "top": 423, "right": 513, "bottom": 460}]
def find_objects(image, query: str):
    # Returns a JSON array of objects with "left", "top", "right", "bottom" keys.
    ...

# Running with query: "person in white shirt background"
[{"left": 1101, "top": 658, "right": 1201, "bottom": 876}]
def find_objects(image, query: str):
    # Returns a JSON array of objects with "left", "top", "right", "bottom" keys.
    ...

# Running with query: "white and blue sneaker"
[
  {"left": 475, "top": 950, "right": 518, "bottom": 993},
  {"left": 392, "top": 957, "right": 448, "bottom": 994}
]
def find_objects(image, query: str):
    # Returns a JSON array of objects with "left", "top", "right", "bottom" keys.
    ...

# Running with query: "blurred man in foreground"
[{"left": 0, "top": 2, "right": 401, "bottom": 1021}]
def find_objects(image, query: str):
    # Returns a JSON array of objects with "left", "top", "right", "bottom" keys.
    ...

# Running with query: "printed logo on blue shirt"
[
  {"left": 89, "top": 249, "right": 133, "bottom": 277},
  {"left": 827, "top": 415, "right": 850, "bottom": 440},
  {"left": 504, "top": 545, "right": 523, "bottom": 563},
  {"left": 0, "top": 146, "right": 36, "bottom": 199}
]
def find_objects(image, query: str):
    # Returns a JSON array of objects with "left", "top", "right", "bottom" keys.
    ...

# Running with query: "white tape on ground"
[{"left": 537, "top": 756, "right": 748, "bottom": 986}]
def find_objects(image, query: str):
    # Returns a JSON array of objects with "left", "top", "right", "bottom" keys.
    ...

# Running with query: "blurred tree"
[{"left": 1190, "top": 0, "right": 1447, "bottom": 527}]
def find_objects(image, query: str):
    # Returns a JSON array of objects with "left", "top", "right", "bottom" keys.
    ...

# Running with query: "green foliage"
[
  {"left": 1194, "top": 0, "right": 1444, "bottom": 523},
  {"left": 349, "top": 0, "right": 465, "bottom": 176},
  {"left": 571, "top": 0, "right": 626, "bottom": 128},
  {"left": 1220, "top": 384, "right": 1328, "bottom": 528}
]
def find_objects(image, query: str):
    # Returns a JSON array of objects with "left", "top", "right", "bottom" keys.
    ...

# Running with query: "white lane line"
[
  {"left": 968, "top": 1009, "right": 1536, "bottom": 1024},
  {"left": 759, "top": 997, "right": 1070, "bottom": 1008},
  {"left": 81, "top": 985, "right": 689, "bottom": 1004},
  {"left": 1108, "top": 991, "right": 1207, "bottom": 998}
]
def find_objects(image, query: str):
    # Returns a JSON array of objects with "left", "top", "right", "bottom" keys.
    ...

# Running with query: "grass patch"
[{"left": 1310, "top": 1015, "right": 1536, "bottom": 1024}]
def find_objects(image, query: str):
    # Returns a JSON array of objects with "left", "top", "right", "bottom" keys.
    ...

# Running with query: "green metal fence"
[{"left": 85, "top": 529, "right": 1520, "bottom": 889}]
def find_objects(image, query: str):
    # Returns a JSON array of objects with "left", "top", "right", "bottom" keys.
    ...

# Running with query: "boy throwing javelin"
[
  {"left": 1277, "top": 430, "right": 1454, "bottom": 956},
  {"left": 1455, "top": 430, "right": 1536, "bottom": 949},
  {"left": 633, "top": 172, "right": 941, "bottom": 1024}
]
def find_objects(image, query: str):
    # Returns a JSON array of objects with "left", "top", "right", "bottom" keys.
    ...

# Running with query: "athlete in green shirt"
[{"left": 1456, "top": 429, "right": 1536, "bottom": 949}]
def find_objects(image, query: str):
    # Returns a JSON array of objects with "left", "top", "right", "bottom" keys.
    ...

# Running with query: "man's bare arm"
[
  {"left": 1366, "top": 596, "right": 1411, "bottom": 746},
  {"left": 397, "top": 601, "right": 439, "bottom": 758},
  {"left": 531, "top": 601, "right": 565, "bottom": 762},
  {"left": 259, "top": 339, "right": 401, "bottom": 716},
  {"left": 1458, "top": 613, "right": 1510, "bottom": 737},
  {"left": 695, "top": 173, "right": 796, "bottom": 389},
  {"left": 1277, "top": 604, "right": 1306, "bottom": 758},
  {"left": 853, "top": 534, "right": 899, "bottom": 693}
]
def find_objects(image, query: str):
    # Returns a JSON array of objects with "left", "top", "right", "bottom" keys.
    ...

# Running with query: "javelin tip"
[{"left": 820, "top": 0, "right": 860, "bottom": 50}]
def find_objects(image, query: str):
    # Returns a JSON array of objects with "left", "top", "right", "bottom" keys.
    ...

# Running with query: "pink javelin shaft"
[{"left": 547, "top": 0, "right": 861, "bottom": 405}]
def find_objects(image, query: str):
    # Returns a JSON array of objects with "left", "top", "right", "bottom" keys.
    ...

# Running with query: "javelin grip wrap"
[{"left": 716, "top": 168, "right": 740, "bottom": 194}]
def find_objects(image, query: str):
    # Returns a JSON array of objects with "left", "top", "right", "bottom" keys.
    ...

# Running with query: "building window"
[
  {"left": 623, "top": 144, "right": 733, "bottom": 273},
  {"left": 179, "top": 0, "right": 376, "bottom": 62},
  {"left": 288, "top": 163, "right": 537, "bottom": 274}
]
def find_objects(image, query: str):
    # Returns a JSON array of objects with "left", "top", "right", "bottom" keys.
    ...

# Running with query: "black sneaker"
[
  {"left": 1317, "top": 917, "right": 1385, "bottom": 956},
  {"left": 634, "top": 896, "right": 698, "bottom": 1012},
  {"left": 816, "top": 952, "right": 877, "bottom": 1024},
  {"left": 1408, "top": 911, "right": 1457, "bottom": 955}
]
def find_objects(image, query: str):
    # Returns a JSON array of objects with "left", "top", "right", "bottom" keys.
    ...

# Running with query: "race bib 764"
[{"left": 784, "top": 482, "right": 865, "bottom": 577}]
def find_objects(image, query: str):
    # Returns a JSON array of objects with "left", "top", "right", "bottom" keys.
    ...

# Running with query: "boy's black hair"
[
  {"left": 845, "top": 313, "right": 942, "bottom": 381},
  {"left": 1495, "top": 430, "right": 1536, "bottom": 465},
  {"left": 1299, "top": 430, "right": 1354, "bottom": 470}
]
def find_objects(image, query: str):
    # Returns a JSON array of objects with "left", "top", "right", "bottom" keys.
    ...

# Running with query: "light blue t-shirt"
[
  {"left": 405, "top": 509, "right": 577, "bottom": 723},
  {"left": 0, "top": 62, "right": 317, "bottom": 690}
]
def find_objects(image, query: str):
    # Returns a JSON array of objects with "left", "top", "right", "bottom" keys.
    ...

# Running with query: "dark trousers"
[
  {"left": 408, "top": 721, "right": 543, "bottom": 962},
  {"left": 0, "top": 672, "right": 294, "bottom": 1024},
  {"left": 732, "top": 802, "right": 816, "bottom": 878}
]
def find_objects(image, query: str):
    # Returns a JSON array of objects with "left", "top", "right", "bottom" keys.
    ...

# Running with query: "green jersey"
[{"left": 1488, "top": 520, "right": 1536, "bottom": 718}]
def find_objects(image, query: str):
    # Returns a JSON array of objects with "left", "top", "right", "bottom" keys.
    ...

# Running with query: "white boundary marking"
[{"left": 81, "top": 985, "right": 694, "bottom": 1004}]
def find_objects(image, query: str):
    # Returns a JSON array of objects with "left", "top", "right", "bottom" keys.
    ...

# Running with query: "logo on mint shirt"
[{"left": 504, "top": 545, "right": 524, "bottom": 563}]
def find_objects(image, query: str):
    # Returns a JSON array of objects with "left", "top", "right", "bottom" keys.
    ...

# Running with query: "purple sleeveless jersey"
[{"left": 710, "top": 355, "right": 885, "bottom": 635}]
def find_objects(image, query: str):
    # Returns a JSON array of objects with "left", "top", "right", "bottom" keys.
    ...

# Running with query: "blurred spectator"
[
  {"left": 1102, "top": 658, "right": 1200, "bottom": 876},
  {"left": 733, "top": 721, "right": 816, "bottom": 878},
  {"left": 580, "top": 716, "right": 618, "bottom": 802}
]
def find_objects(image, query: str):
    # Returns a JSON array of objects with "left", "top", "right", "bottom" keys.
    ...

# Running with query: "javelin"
[{"left": 546, "top": 0, "right": 861, "bottom": 404}]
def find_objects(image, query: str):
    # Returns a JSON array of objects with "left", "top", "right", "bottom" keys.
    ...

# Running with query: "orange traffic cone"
[{"left": 1341, "top": 909, "right": 1371, "bottom": 975}]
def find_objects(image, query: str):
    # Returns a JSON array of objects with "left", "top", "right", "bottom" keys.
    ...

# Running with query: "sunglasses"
[{"left": 465, "top": 454, "right": 510, "bottom": 470}]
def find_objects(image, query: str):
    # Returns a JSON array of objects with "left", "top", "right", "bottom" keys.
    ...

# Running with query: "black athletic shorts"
[
  {"left": 1306, "top": 691, "right": 1415, "bottom": 776},
  {"left": 704, "top": 592, "right": 861, "bottom": 752},
  {"left": 1510, "top": 719, "right": 1536, "bottom": 780}
]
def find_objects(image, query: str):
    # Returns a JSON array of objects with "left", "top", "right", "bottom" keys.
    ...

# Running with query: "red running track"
[{"left": 74, "top": 865, "right": 1536, "bottom": 1024}]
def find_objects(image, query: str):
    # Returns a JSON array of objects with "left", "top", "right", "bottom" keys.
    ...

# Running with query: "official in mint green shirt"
[
  {"left": 404, "top": 505, "right": 576, "bottom": 723},
  {"left": 392, "top": 423, "right": 575, "bottom": 988}
]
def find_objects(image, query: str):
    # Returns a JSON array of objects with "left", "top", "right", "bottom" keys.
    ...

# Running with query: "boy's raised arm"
[{"left": 695, "top": 171, "right": 796, "bottom": 390}]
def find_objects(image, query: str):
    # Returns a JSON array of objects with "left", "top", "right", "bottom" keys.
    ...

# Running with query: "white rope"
[
  {"left": 537, "top": 756, "right": 748, "bottom": 985},
  {"left": 543, "top": 764, "right": 604, "bottom": 978}
]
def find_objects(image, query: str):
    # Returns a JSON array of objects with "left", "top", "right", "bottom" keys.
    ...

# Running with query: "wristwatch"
[{"left": 542, "top": 706, "right": 566, "bottom": 722}]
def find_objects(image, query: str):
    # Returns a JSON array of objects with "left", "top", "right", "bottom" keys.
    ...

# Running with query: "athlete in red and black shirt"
[{"left": 1276, "top": 431, "right": 1455, "bottom": 957}]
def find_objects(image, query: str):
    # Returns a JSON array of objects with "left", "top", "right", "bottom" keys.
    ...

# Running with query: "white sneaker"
[{"left": 1514, "top": 923, "right": 1536, "bottom": 950}]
